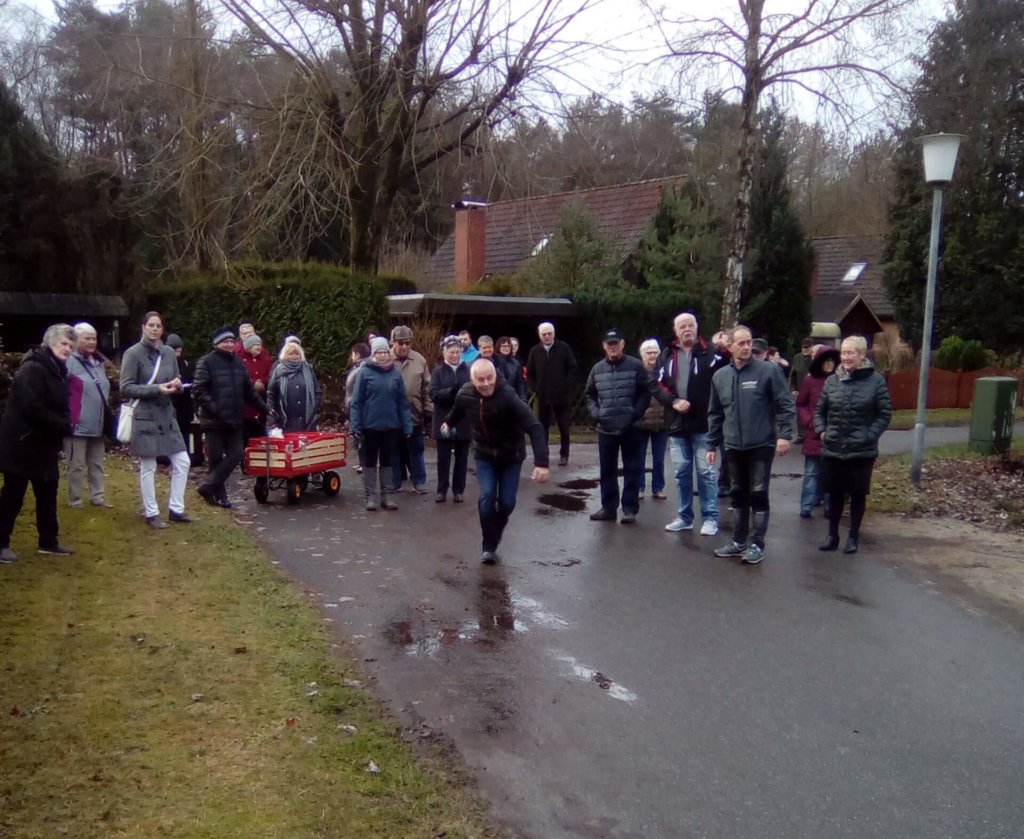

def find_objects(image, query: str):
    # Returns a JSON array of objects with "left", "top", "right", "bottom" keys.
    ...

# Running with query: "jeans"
[
  {"left": 800, "top": 455, "right": 823, "bottom": 515},
  {"left": 202, "top": 427, "right": 245, "bottom": 501},
  {"left": 64, "top": 436, "right": 106, "bottom": 505},
  {"left": 436, "top": 439, "right": 470, "bottom": 496},
  {"left": 597, "top": 428, "right": 644, "bottom": 515},
  {"left": 140, "top": 451, "right": 191, "bottom": 518},
  {"left": 669, "top": 433, "right": 719, "bottom": 525},
  {"left": 0, "top": 472, "right": 59, "bottom": 549},
  {"left": 538, "top": 402, "right": 572, "bottom": 460},
  {"left": 640, "top": 430, "right": 669, "bottom": 494},
  {"left": 725, "top": 447, "right": 775, "bottom": 548},
  {"left": 392, "top": 427, "right": 426, "bottom": 489},
  {"left": 475, "top": 457, "right": 523, "bottom": 552}
]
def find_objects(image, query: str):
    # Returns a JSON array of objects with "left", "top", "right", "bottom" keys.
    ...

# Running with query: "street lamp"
[{"left": 909, "top": 132, "right": 965, "bottom": 486}]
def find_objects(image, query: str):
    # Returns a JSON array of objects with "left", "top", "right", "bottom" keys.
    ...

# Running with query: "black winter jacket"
[
  {"left": 708, "top": 359, "right": 795, "bottom": 451},
  {"left": 814, "top": 363, "right": 892, "bottom": 460},
  {"left": 444, "top": 379, "right": 549, "bottom": 466},
  {"left": 526, "top": 340, "right": 579, "bottom": 407},
  {"left": 493, "top": 353, "right": 527, "bottom": 400},
  {"left": 0, "top": 347, "right": 72, "bottom": 480},
  {"left": 429, "top": 362, "right": 472, "bottom": 439},
  {"left": 650, "top": 338, "right": 725, "bottom": 436},
  {"left": 585, "top": 354, "right": 650, "bottom": 435},
  {"left": 192, "top": 348, "right": 266, "bottom": 430}
]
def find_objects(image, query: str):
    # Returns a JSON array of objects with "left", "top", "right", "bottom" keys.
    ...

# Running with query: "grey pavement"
[
  {"left": 878, "top": 421, "right": 1024, "bottom": 455},
  {"left": 236, "top": 433, "right": 1024, "bottom": 839}
]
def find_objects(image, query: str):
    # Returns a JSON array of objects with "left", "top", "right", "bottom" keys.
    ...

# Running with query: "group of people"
[{"left": 0, "top": 310, "right": 890, "bottom": 569}]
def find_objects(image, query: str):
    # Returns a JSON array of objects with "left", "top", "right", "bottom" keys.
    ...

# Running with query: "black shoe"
[
  {"left": 216, "top": 498, "right": 233, "bottom": 509},
  {"left": 819, "top": 535, "right": 840, "bottom": 552},
  {"left": 620, "top": 512, "right": 637, "bottom": 524},
  {"left": 558, "top": 456, "right": 569, "bottom": 466},
  {"left": 589, "top": 508, "right": 616, "bottom": 521},
  {"left": 168, "top": 511, "right": 197, "bottom": 523},
  {"left": 435, "top": 493, "right": 446, "bottom": 503},
  {"left": 146, "top": 516, "right": 168, "bottom": 529},
  {"left": 197, "top": 485, "right": 219, "bottom": 506},
  {"left": 481, "top": 550, "right": 498, "bottom": 564},
  {"left": 453, "top": 494, "right": 464, "bottom": 503},
  {"left": 38, "top": 544, "right": 74, "bottom": 556},
  {"left": 799, "top": 511, "right": 812, "bottom": 519},
  {"left": 843, "top": 536, "right": 859, "bottom": 554}
]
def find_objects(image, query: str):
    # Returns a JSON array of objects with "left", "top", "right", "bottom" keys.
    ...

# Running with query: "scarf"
[
  {"left": 369, "top": 356, "right": 394, "bottom": 372},
  {"left": 270, "top": 361, "right": 316, "bottom": 429}
]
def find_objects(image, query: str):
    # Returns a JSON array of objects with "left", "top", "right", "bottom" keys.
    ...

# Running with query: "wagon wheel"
[
  {"left": 254, "top": 477, "right": 270, "bottom": 504},
  {"left": 322, "top": 471, "right": 341, "bottom": 497},
  {"left": 286, "top": 478, "right": 304, "bottom": 505}
]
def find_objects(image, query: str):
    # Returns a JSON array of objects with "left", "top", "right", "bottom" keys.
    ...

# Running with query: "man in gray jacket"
[{"left": 706, "top": 326, "right": 795, "bottom": 564}]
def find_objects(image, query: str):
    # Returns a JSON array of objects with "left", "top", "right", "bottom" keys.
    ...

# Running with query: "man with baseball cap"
[
  {"left": 389, "top": 325, "right": 431, "bottom": 493},
  {"left": 585, "top": 328, "right": 650, "bottom": 524}
]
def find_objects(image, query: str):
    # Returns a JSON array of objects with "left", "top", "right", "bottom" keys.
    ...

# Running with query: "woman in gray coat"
[{"left": 119, "top": 311, "right": 195, "bottom": 529}]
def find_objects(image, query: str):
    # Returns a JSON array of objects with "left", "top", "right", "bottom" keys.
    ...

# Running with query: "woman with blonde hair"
[{"left": 267, "top": 341, "right": 322, "bottom": 432}]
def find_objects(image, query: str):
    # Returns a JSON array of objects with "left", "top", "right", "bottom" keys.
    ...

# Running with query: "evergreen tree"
[
  {"left": 883, "top": 0, "right": 1024, "bottom": 353},
  {"left": 742, "top": 104, "right": 814, "bottom": 354}
]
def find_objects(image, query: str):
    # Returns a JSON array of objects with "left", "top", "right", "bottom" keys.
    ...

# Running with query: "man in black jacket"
[
  {"left": 192, "top": 326, "right": 267, "bottom": 508},
  {"left": 526, "top": 321, "right": 579, "bottom": 466},
  {"left": 650, "top": 312, "right": 727, "bottom": 536},
  {"left": 707, "top": 326, "right": 795, "bottom": 565},
  {"left": 585, "top": 329, "right": 650, "bottom": 524},
  {"left": 442, "top": 359, "right": 550, "bottom": 564}
]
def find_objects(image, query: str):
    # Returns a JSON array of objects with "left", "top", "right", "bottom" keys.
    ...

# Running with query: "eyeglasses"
[{"left": 394, "top": 340, "right": 411, "bottom": 346}]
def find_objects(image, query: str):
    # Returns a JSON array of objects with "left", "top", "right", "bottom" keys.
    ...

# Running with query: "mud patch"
[
  {"left": 537, "top": 493, "right": 587, "bottom": 513},
  {"left": 558, "top": 478, "right": 599, "bottom": 490},
  {"left": 832, "top": 592, "right": 866, "bottom": 607}
]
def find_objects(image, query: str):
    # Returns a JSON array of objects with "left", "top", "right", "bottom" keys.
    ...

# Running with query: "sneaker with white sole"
[
  {"left": 742, "top": 544, "right": 765, "bottom": 565},
  {"left": 664, "top": 517, "right": 693, "bottom": 532},
  {"left": 700, "top": 519, "right": 719, "bottom": 536},
  {"left": 714, "top": 541, "right": 747, "bottom": 558}
]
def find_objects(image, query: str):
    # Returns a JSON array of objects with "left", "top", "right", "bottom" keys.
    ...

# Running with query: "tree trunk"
[{"left": 720, "top": 0, "right": 764, "bottom": 329}]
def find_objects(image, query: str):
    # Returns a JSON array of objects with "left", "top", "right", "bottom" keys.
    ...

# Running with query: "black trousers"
[
  {"left": 0, "top": 472, "right": 60, "bottom": 549},
  {"left": 436, "top": 439, "right": 470, "bottom": 495},
  {"left": 724, "top": 447, "right": 775, "bottom": 548},
  {"left": 363, "top": 428, "right": 398, "bottom": 469},
  {"left": 202, "top": 427, "right": 245, "bottom": 500},
  {"left": 538, "top": 402, "right": 572, "bottom": 459}
]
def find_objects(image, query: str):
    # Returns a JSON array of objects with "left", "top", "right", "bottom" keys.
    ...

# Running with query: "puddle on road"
[
  {"left": 558, "top": 478, "right": 599, "bottom": 490},
  {"left": 536, "top": 493, "right": 587, "bottom": 513}
]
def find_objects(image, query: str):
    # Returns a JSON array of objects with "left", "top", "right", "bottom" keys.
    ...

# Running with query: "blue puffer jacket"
[
  {"left": 350, "top": 362, "right": 413, "bottom": 435},
  {"left": 585, "top": 354, "right": 650, "bottom": 435}
]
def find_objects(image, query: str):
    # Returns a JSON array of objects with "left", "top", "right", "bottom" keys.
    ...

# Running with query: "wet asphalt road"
[{"left": 238, "top": 426, "right": 1024, "bottom": 839}]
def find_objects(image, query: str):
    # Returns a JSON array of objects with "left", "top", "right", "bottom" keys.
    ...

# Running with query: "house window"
[
  {"left": 842, "top": 262, "right": 867, "bottom": 283},
  {"left": 531, "top": 235, "right": 551, "bottom": 256}
]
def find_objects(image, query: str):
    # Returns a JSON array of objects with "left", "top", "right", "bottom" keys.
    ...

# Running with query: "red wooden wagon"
[{"left": 243, "top": 431, "right": 347, "bottom": 505}]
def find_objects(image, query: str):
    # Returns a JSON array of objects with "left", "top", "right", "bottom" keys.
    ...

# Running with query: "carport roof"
[
  {"left": 388, "top": 293, "right": 579, "bottom": 318},
  {"left": 0, "top": 292, "right": 129, "bottom": 317}
]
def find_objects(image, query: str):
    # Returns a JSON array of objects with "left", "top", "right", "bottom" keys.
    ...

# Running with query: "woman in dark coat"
[
  {"left": 119, "top": 311, "right": 193, "bottom": 529},
  {"left": 267, "top": 341, "right": 322, "bottom": 432},
  {"left": 814, "top": 335, "right": 892, "bottom": 554},
  {"left": 795, "top": 345, "right": 840, "bottom": 518},
  {"left": 429, "top": 336, "right": 472, "bottom": 503},
  {"left": 495, "top": 336, "right": 527, "bottom": 401},
  {"left": 0, "top": 324, "right": 76, "bottom": 560},
  {"left": 638, "top": 339, "right": 669, "bottom": 499}
]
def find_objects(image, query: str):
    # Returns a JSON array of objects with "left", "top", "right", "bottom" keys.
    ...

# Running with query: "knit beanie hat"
[
  {"left": 243, "top": 334, "right": 263, "bottom": 350},
  {"left": 165, "top": 333, "right": 183, "bottom": 349},
  {"left": 370, "top": 337, "right": 390, "bottom": 354},
  {"left": 211, "top": 326, "right": 235, "bottom": 345}
]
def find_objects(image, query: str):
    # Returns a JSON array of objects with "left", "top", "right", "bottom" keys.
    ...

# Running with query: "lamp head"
[{"left": 917, "top": 133, "right": 966, "bottom": 186}]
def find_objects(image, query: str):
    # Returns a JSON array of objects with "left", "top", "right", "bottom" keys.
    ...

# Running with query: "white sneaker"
[
  {"left": 665, "top": 518, "right": 693, "bottom": 532},
  {"left": 700, "top": 519, "right": 719, "bottom": 536}
]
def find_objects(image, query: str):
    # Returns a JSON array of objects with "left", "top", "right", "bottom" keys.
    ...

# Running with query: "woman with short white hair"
[
  {"left": 65, "top": 322, "right": 113, "bottom": 508},
  {"left": 638, "top": 338, "right": 669, "bottom": 500}
]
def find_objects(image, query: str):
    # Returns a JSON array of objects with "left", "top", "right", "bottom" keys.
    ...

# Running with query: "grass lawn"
[
  {"left": 887, "top": 406, "right": 1024, "bottom": 430},
  {"left": 0, "top": 458, "right": 493, "bottom": 839}
]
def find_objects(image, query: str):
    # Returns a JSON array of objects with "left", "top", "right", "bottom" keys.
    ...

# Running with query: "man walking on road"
[
  {"left": 442, "top": 360, "right": 550, "bottom": 564},
  {"left": 389, "top": 325, "right": 431, "bottom": 493},
  {"left": 526, "top": 321, "right": 579, "bottom": 466},
  {"left": 586, "top": 329, "right": 650, "bottom": 524},
  {"left": 650, "top": 312, "right": 725, "bottom": 536},
  {"left": 707, "top": 326, "right": 795, "bottom": 564}
]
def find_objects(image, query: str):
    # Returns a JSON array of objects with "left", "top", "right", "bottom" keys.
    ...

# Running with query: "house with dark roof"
[
  {"left": 423, "top": 176, "right": 685, "bottom": 291},
  {"left": 810, "top": 236, "right": 901, "bottom": 345}
]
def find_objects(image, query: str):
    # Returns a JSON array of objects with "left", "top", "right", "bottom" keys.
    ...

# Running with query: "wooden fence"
[{"left": 885, "top": 367, "right": 1024, "bottom": 411}]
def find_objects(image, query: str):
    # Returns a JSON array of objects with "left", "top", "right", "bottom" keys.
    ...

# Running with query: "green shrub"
[
  {"left": 934, "top": 335, "right": 989, "bottom": 372},
  {"left": 145, "top": 261, "right": 393, "bottom": 370}
]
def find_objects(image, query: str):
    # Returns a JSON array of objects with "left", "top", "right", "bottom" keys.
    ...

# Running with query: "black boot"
[
  {"left": 819, "top": 533, "right": 840, "bottom": 551},
  {"left": 843, "top": 535, "right": 859, "bottom": 554}
]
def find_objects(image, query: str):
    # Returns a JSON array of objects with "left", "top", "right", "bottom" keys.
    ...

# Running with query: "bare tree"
[
  {"left": 646, "top": 0, "right": 919, "bottom": 327},
  {"left": 219, "top": 0, "right": 600, "bottom": 272}
]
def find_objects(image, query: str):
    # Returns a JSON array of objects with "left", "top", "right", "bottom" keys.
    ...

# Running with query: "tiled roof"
[
  {"left": 810, "top": 236, "right": 893, "bottom": 319},
  {"left": 424, "top": 176, "right": 685, "bottom": 290}
]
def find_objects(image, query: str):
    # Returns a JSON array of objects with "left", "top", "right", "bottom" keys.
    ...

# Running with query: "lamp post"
[{"left": 910, "top": 132, "right": 965, "bottom": 486}]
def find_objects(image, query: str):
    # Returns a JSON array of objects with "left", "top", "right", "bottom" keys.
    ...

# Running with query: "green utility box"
[{"left": 968, "top": 377, "right": 1018, "bottom": 455}]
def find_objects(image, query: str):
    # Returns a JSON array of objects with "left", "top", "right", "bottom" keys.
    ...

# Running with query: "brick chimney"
[{"left": 452, "top": 200, "right": 487, "bottom": 291}]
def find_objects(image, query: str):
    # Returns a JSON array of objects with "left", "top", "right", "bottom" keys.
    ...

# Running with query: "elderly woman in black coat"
[
  {"left": 267, "top": 341, "right": 322, "bottom": 432},
  {"left": 814, "top": 335, "right": 892, "bottom": 554},
  {"left": 0, "top": 324, "right": 77, "bottom": 560},
  {"left": 429, "top": 335, "right": 472, "bottom": 503}
]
